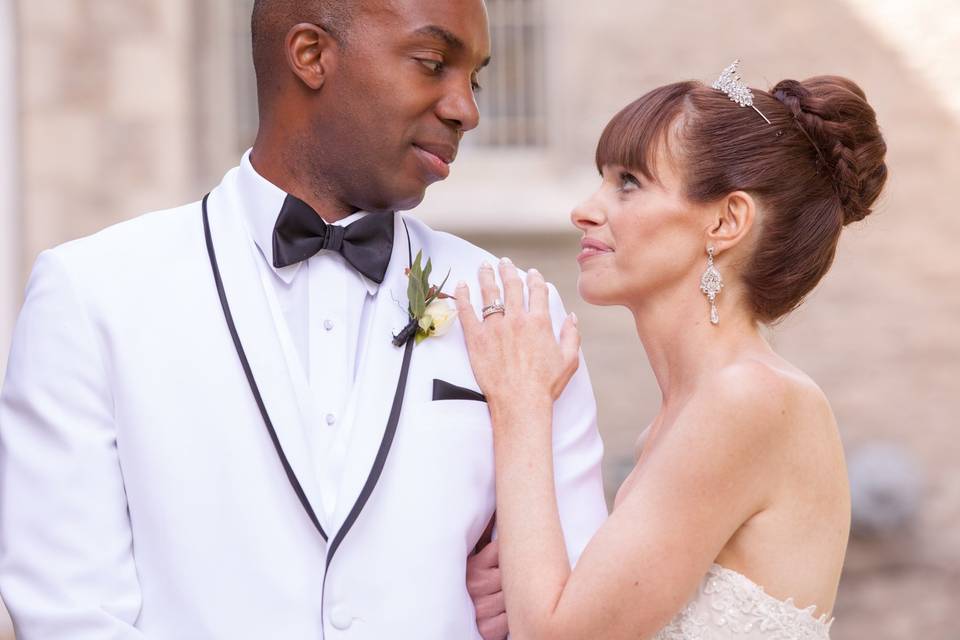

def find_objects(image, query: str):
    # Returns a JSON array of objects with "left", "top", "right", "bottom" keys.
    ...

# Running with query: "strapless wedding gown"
[{"left": 653, "top": 564, "right": 833, "bottom": 639}]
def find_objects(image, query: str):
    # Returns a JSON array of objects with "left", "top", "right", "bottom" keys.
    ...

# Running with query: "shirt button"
[
  {"left": 324, "top": 319, "right": 335, "bottom": 331},
  {"left": 326, "top": 413, "right": 337, "bottom": 426},
  {"left": 329, "top": 604, "right": 352, "bottom": 630}
]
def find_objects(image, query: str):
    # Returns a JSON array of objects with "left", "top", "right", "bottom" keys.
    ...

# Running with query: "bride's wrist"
[{"left": 488, "top": 393, "right": 553, "bottom": 426}]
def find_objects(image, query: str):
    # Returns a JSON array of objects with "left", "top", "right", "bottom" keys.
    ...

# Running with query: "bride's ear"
[{"left": 706, "top": 191, "right": 756, "bottom": 254}]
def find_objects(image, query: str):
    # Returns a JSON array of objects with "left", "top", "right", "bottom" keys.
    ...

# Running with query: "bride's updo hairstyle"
[{"left": 596, "top": 76, "right": 888, "bottom": 322}]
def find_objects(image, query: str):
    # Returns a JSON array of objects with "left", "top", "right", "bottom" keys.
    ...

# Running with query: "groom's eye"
[
  {"left": 417, "top": 58, "right": 445, "bottom": 74},
  {"left": 416, "top": 57, "right": 482, "bottom": 94}
]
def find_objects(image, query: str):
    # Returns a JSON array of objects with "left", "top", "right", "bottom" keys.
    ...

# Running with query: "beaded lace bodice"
[{"left": 653, "top": 565, "right": 833, "bottom": 640}]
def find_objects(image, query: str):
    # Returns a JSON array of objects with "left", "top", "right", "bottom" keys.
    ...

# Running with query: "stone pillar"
[
  {"left": 1, "top": 0, "right": 19, "bottom": 629},
  {"left": 0, "top": 0, "right": 17, "bottom": 394},
  {"left": 17, "top": 0, "right": 201, "bottom": 273},
  {"left": 0, "top": 0, "right": 15, "bottom": 624},
  {"left": 16, "top": 0, "right": 253, "bottom": 273},
  {"left": 0, "top": 10, "right": 18, "bottom": 640}
]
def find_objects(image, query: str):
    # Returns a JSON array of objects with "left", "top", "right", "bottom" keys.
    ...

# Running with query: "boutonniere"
[{"left": 392, "top": 251, "right": 457, "bottom": 347}]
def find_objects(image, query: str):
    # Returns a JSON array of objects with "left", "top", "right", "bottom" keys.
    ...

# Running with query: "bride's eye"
[{"left": 618, "top": 172, "right": 641, "bottom": 192}]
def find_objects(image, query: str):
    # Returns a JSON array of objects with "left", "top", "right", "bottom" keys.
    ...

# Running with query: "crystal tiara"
[{"left": 712, "top": 59, "right": 772, "bottom": 125}]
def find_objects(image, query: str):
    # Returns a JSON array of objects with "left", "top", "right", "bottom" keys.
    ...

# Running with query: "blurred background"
[{"left": 1, "top": 0, "right": 958, "bottom": 637}]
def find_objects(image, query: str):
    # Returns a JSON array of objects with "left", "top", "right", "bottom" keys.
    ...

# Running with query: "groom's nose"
[{"left": 436, "top": 79, "right": 481, "bottom": 134}]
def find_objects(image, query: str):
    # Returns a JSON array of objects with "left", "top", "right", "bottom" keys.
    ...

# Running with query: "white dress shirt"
[{"left": 236, "top": 150, "right": 379, "bottom": 518}]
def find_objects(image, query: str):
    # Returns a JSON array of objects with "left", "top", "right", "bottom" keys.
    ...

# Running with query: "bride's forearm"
[{"left": 490, "top": 399, "right": 571, "bottom": 640}]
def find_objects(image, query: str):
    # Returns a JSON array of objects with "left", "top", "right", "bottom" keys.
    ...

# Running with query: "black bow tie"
[{"left": 271, "top": 194, "right": 395, "bottom": 284}]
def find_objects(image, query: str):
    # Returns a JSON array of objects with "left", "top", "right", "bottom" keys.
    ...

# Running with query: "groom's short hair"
[
  {"left": 251, "top": 0, "right": 358, "bottom": 47},
  {"left": 251, "top": 0, "right": 359, "bottom": 108}
]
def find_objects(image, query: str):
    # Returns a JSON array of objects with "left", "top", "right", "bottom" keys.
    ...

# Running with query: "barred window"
[{"left": 475, "top": 0, "right": 547, "bottom": 147}]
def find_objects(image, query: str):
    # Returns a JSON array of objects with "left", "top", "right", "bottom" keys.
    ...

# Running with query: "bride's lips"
[
  {"left": 577, "top": 237, "right": 614, "bottom": 264},
  {"left": 412, "top": 142, "right": 456, "bottom": 181}
]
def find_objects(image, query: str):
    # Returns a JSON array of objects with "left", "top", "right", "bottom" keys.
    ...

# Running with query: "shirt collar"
[{"left": 237, "top": 150, "right": 379, "bottom": 294}]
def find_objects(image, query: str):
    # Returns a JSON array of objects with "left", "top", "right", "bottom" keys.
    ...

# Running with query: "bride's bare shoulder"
[
  {"left": 720, "top": 355, "right": 827, "bottom": 402},
  {"left": 688, "top": 357, "right": 836, "bottom": 450}
]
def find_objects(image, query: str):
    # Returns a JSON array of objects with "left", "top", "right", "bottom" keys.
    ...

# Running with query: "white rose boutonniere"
[
  {"left": 392, "top": 251, "right": 457, "bottom": 346},
  {"left": 420, "top": 298, "right": 457, "bottom": 339}
]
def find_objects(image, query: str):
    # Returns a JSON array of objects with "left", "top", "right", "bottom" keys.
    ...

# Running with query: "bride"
[{"left": 460, "top": 65, "right": 887, "bottom": 639}]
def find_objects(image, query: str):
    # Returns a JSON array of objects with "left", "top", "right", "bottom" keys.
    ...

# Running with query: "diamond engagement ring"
[{"left": 482, "top": 301, "right": 506, "bottom": 319}]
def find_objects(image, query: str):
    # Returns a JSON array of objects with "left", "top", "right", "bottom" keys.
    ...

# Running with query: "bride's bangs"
[{"left": 594, "top": 81, "right": 695, "bottom": 184}]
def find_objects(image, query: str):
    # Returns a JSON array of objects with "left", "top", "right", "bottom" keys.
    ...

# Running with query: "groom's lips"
[
  {"left": 577, "top": 237, "right": 614, "bottom": 264},
  {"left": 412, "top": 142, "right": 456, "bottom": 181}
]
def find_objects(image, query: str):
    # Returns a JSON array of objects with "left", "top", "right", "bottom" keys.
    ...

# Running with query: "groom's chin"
[
  {"left": 390, "top": 175, "right": 435, "bottom": 212},
  {"left": 393, "top": 191, "right": 427, "bottom": 213},
  {"left": 359, "top": 184, "right": 427, "bottom": 214}
]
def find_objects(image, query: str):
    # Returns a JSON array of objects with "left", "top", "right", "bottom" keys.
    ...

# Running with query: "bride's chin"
[{"left": 577, "top": 279, "right": 617, "bottom": 306}]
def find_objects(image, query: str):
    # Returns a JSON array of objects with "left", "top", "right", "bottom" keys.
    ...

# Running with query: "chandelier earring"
[{"left": 699, "top": 246, "right": 724, "bottom": 325}]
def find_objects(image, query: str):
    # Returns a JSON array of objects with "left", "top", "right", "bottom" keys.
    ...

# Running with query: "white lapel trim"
[
  {"left": 205, "top": 173, "right": 331, "bottom": 537},
  {"left": 328, "top": 214, "right": 413, "bottom": 534}
]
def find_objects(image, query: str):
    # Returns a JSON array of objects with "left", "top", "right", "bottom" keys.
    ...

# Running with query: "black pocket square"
[{"left": 432, "top": 379, "right": 486, "bottom": 403}]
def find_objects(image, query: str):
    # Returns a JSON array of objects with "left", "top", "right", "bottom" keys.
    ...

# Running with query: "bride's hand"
[{"left": 455, "top": 259, "right": 581, "bottom": 416}]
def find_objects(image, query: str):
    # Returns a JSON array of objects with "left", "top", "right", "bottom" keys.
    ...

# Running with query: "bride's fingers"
[
  {"left": 455, "top": 282, "right": 482, "bottom": 339},
  {"left": 478, "top": 262, "right": 503, "bottom": 310},
  {"left": 498, "top": 258, "right": 523, "bottom": 313},
  {"left": 526, "top": 268, "right": 549, "bottom": 318}
]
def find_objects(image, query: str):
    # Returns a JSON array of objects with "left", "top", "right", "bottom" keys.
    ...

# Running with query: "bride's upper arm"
[{"left": 545, "top": 362, "right": 796, "bottom": 640}]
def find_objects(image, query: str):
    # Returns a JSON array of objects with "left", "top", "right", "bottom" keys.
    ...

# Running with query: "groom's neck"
[{"left": 250, "top": 132, "right": 357, "bottom": 224}]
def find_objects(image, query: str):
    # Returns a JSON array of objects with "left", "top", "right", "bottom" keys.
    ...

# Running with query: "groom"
[{"left": 0, "top": 0, "right": 607, "bottom": 637}]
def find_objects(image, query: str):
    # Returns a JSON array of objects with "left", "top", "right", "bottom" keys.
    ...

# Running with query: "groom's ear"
[
  {"left": 706, "top": 191, "right": 756, "bottom": 254},
  {"left": 284, "top": 23, "right": 339, "bottom": 91}
]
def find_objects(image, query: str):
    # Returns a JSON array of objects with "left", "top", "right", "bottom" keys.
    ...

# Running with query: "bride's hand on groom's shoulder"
[{"left": 455, "top": 258, "right": 581, "bottom": 416}]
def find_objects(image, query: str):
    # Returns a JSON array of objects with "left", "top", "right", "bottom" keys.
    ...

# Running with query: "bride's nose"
[{"left": 571, "top": 196, "right": 606, "bottom": 230}]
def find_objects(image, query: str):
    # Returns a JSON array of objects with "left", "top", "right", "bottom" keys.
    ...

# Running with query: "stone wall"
[{"left": 16, "top": 0, "right": 227, "bottom": 277}]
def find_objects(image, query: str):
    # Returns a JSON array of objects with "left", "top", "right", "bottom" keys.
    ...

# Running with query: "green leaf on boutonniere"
[
  {"left": 407, "top": 251, "right": 426, "bottom": 320},
  {"left": 422, "top": 257, "right": 432, "bottom": 292},
  {"left": 395, "top": 250, "right": 457, "bottom": 347}
]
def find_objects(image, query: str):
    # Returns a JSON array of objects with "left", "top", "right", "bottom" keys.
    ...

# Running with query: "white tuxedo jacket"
[{"left": 0, "top": 165, "right": 608, "bottom": 639}]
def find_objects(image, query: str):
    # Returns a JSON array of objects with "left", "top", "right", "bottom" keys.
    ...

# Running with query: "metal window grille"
[{"left": 475, "top": 0, "right": 547, "bottom": 147}]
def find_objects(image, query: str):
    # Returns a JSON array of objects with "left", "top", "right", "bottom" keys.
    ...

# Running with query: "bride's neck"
[{"left": 629, "top": 285, "right": 768, "bottom": 406}]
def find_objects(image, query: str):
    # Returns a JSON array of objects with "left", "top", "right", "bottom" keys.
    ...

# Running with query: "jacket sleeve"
[
  {"left": 544, "top": 283, "right": 609, "bottom": 567},
  {"left": 0, "top": 250, "right": 145, "bottom": 638}
]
